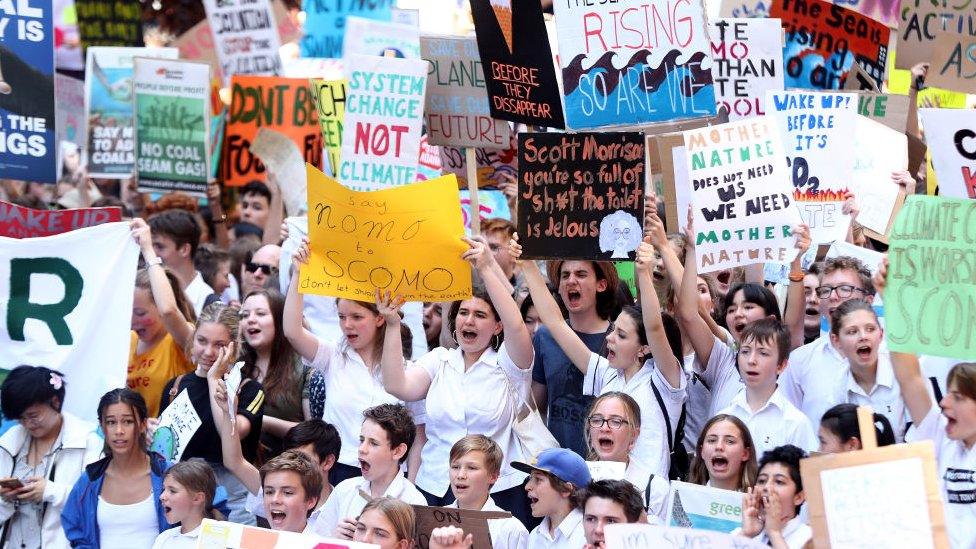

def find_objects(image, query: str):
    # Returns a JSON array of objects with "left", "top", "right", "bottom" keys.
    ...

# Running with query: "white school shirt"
[
  {"left": 309, "top": 475, "right": 427, "bottom": 538},
  {"left": 842, "top": 355, "right": 909, "bottom": 442},
  {"left": 410, "top": 344, "right": 530, "bottom": 496},
  {"left": 583, "top": 354, "right": 687, "bottom": 479},
  {"left": 719, "top": 387, "right": 818, "bottom": 459},
  {"left": 697, "top": 336, "right": 745, "bottom": 418},
  {"left": 150, "top": 525, "right": 201, "bottom": 549},
  {"left": 682, "top": 352, "right": 713, "bottom": 454},
  {"left": 448, "top": 498, "right": 528, "bottom": 549},
  {"left": 309, "top": 338, "right": 402, "bottom": 468},
  {"left": 527, "top": 508, "right": 586, "bottom": 549},
  {"left": 184, "top": 271, "right": 214, "bottom": 316},
  {"left": 624, "top": 460, "right": 670, "bottom": 523},
  {"left": 734, "top": 515, "right": 812, "bottom": 549},
  {"left": 906, "top": 407, "right": 976, "bottom": 549}
]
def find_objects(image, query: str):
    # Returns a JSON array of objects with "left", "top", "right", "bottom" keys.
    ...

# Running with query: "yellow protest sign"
[
  {"left": 300, "top": 165, "right": 472, "bottom": 302},
  {"left": 310, "top": 79, "right": 346, "bottom": 176}
]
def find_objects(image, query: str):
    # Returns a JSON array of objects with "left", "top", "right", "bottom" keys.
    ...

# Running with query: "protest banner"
[
  {"left": 310, "top": 79, "right": 346, "bottom": 176},
  {"left": 927, "top": 31, "right": 976, "bottom": 94},
  {"left": 55, "top": 73, "right": 87, "bottom": 179},
  {"left": 0, "top": 200, "right": 121, "bottom": 238},
  {"left": 666, "top": 481, "right": 743, "bottom": 533},
  {"left": 684, "top": 118, "right": 801, "bottom": 272},
  {"left": 338, "top": 54, "right": 427, "bottom": 191},
  {"left": 413, "top": 505, "right": 511, "bottom": 549},
  {"left": 416, "top": 135, "right": 443, "bottom": 182},
  {"left": 302, "top": 0, "right": 393, "bottom": 58},
  {"left": 854, "top": 92, "right": 910, "bottom": 133},
  {"left": 343, "top": 16, "right": 420, "bottom": 59},
  {"left": 586, "top": 460, "right": 627, "bottom": 481},
  {"left": 282, "top": 57, "right": 344, "bottom": 79},
  {"left": 84, "top": 47, "right": 179, "bottom": 179},
  {"left": 897, "top": 0, "right": 975, "bottom": 70},
  {"left": 851, "top": 116, "right": 907, "bottom": 242},
  {"left": 150, "top": 389, "right": 201, "bottom": 462},
  {"left": 0, "top": 223, "right": 138, "bottom": 420},
  {"left": 766, "top": 91, "right": 857, "bottom": 244},
  {"left": 440, "top": 139, "right": 518, "bottom": 189},
  {"left": 199, "top": 519, "right": 378, "bottom": 549},
  {"left": 604, "top": 524, "right": 767, "bottom": 549},
  {"left": 708, "top": 18, "right": 783, "bottom": 121},
  {"left": 133, "top": 58, "right": 211, "bottom": 196},
  {"left": 517, "top": 132, "right": 645, "bottom": 260},
  {"left": 249, "top": 128, "right": 307, "bottom": 216},
  {"left": 300, "top": 166, "right": 472, "bottom": 302},
  {"left": 224, "top": 75, "right": 322, "bottom": 187},
  {"left": 74, "top": 0, "right": 143, "bottom": 51},
  {"left": 720, "top": 0, "right": 771, "bottom": 17},
  {"left": 826, "top": 240, "right": 884, "bottom": 274},
  {"left": 553, "top": 0, "right": 716, "bottom": 129},
  {"left": 460, "top": 189, "right": 511, "bottom": 235},
  {"left": 203, "top": 0, "right": 281, "bottom": 85},
  {"left": 420, "top": 36, "right": 511, "bottom": 149},
  {"left": 885, "top": 196, "right": 976, "bottom": 360},
  {"left": 919, "top": 109, "right": 976, "bottom": 199},
  {"left": 469, "top": 0, "right": 565, "bottom": 129},
  {"left": 771, "top": 0, "right": 890, "bottom": 90},
  {"left": 0, "top": 0, "right": 57, "bottom": 183}
]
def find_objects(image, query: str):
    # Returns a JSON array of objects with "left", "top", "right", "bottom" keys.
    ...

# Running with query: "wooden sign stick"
[
  {"left": 466, "top": 147, "right": 481, "bottom": 236},
  {"left": 856, "top": 405, "right": 878, "bottom": 450}
]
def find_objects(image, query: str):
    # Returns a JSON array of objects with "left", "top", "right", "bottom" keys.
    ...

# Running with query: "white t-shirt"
[
  {"left": 97, "top": 494, "right": 159, "bottom": 549},
  {"left": 719, "top": 387, "right": 818, "bottom": 459},
  {"left": 309, "top": 475, "right": 427, "bottom": 538},
  {"left": 527, "top": 508, "right": 586, "bottom": 549},
  {"left": 698, "top": 336, "right": 745, "bottom": 418},
  {"left": 448, "top": 498, "right": 528, "bottom": 549},
  {"left": 735, "top": 515, "right": 812, "bottom": 549},
  {"left": 624, "top": 460, "right": 670, "bottom": 522},
  {"left": 840, "top": 356, "right": 909, "bottom": 442},
  {"left": 781, "top": 335, "right": 860, "bottom": 426},
  {"left": 151, "top": 525, "right": 200, "bottom": 549},
  {"left": 184, "top": 271, "right": 214, "bottom": 316}
]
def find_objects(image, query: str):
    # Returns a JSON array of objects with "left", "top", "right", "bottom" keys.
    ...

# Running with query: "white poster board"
[
  {"left": 152, "top": 389, "right": 202, "bottom": 462},
  {"left": 851, "top": 115, "right": 907, "bottom": 238},
  {"left": 919, "top": 108, "right": 976, "bottom": 199},
  {"left": 708, "top": 18, "right": 783, "bottom": 121}
]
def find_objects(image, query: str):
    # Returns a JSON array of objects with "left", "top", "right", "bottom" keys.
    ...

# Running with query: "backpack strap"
[
  {"left": 645, "top": 473, "right": 654, "bottom": 510},
  {"left": 650, "top": 382, "right": 674, "bottom": 452},
  {"left": 929, "top": 377, "right": 943, "bottom": 403}
]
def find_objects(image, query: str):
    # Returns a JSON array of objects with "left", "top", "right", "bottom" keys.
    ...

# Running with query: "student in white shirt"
[
  {"left": 580, "top": 479, "right": 646, "bottom": 549},
  {"left": 259, "top": 450, "right": 323, "bottom": 532},
  {"left": 687, "top": 414, "right": 758, "bottom": 492},
  {"left": 148, "top": 209, "right": 214, "bottom": 316},
  {"left": 737, "top": 445, "right": 812, "bottom": 549},
  {"left": 818, "top": 403, "right": 895, "bottom": 453},
  {"left": 153, "top": 460, "right": 219, "bottom": 549},
  {"left": 512, "top": 448, "right": 592, "bottom": 549},
  {"left": 352, "top": 497, "right": 416, "bottom": 549}
]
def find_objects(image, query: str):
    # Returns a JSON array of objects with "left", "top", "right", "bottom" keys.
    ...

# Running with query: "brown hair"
[
  {"left": 165, "top": 459, "right": 223, "bottom": 520},
  {"left": 335, "top": 298, "right": 389, "bottom": 368},
  {"left": 829, "top": 299, "right": 877, "bottom": 336},
  {"left": 821, "top": 256, "right": 875, "bottom": 295},
  {"left": 480, "top": 217, "right": 515, "bottom": 239},
  {"left": 189, "top": 302, "right": 240, "bottom": 360},
  {"left": 135, "top": 267, "right": 197, "bottom": 323},
  {"left": 363, "top": 404, "right": 416, "bottom": 464},
  {"left": 450, "top": 435, "right": 503, "bottom": 477},
  {"left": 688, "top": 414, "right": 758, "bottom": 491},
  {"left": 241, "top": 289, "right": 301, "bottom": 412},
  {"left": 583, "top": 392, "right": 641, "bottom": 461},
  {"left": 546, "top": 260, "right": 621, "bottom": 320},
  {"left": 358, "top": 497, "right": 416, "bottom": 544},
  {"left": 947, "top": 363, "right": 976, "bottom": 401},
  {"left": 738, "top": 318, "right": 790, "bottom": 364},
  {"left": 259, "top": 450, "right": 323, "bottom": 509},
  {"left": 537, "top": 470, "right": 583, "bottom": 508}
]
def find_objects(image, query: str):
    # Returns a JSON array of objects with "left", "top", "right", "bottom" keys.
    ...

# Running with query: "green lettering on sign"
[{"left": 7, "top": 258, "right": 84, "bottom": 345}]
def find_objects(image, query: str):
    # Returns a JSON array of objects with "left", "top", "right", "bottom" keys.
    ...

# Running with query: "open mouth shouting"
[
  {"left": 360, "top": 458, "right": 372, "bottom": 476},
  {"left": 458, "top": 329, "right": 479, "bottom": 345},
  {"left": 710, "top": 455, "right": 730, "bottom": 475},
  {"left": 565, "top": 289, "right": 582, "bottom": 309},
  {"left": 855, "top": 344, "right": 873, "bottom": 361},
  {"left": 596, "top": 435, "right": 615, "bottom": 454},
  {"left": 268, "top": 509, "right": 288, "bottom": 529}
]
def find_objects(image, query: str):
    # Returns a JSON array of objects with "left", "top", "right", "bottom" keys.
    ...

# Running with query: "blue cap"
[{"left": 511, "top": 448, "right": 592, "bottom": 488}]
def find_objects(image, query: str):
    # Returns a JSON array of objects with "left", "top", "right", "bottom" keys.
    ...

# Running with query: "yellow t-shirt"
[{"left": 128, "top": 332, "right": 194, "bottom": 417}]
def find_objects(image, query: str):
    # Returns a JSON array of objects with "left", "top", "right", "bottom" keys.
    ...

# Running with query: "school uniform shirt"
[
  {"left": 682, "top": 352, "right": 712, "bottom": 454},
  {"left": 906, "top": 407, "right": 976, "bottom": 549},
  {"left": 697, "top": 336, "right": 745, "bottom": 418},
  {"left": 583, "top": 354, "right": 687, "bottom": 478},
  {"left": 150, "top": 525, "right": 200, "bottom": 549},
  {"left": 184, "top": 271, "right": 214, "bottom": 317},
  {"left": 735, "top": 515, "right": 812, "bottom": 549},
  {"left": 128, "top": 331, "right": 194, "bottom": 418},
  {"left": 719, "top": 387, "right": 818, "bottom": 459},
  {"left": 624, "top": 460, "right": 670, "bottom": 523},
  {"left": 309, "top": 474, "right": 427, "bottom": 538},
  {"left": 309, "top": 339, "right": 402, "bottom": 468},
  {"left": 410, "top": 344, "right": 530, "bottom": 497},
  {"left": 447, "top": 498, "right": 528, "bottom": 549},
  {"left": 841, "top": 356, "right": 909, "bottom": 442},
  {"left": 527, "top": 508, "right": 586, "bottom": 549}
]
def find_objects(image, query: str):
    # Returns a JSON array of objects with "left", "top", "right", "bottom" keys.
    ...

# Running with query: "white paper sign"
[
  {"left": 342, "top": 16, "right": 421, "bottom": 59},
  {"left": 152, "top": 389, "right": 202, "bottom": 462},
  {"left": 851, "top": 115, "right": 907, "bottom": 236},
  {"left": 666, "top": 481, "right": 744, "bottom": 534},
  {"left": 919, "top": 108, "right": 976, "bottom": 199},
  {"left": 708, "top": 19, "right": 783, "bottom": 121},
  {"left": 586, "top": 461, "right": 627, "bottom": 482},
  {"left": 604, "top": 524, "right": 767, "bottom": 549},
  {"left": 203, "top": 0, "right": 282, "bottom": 84}
]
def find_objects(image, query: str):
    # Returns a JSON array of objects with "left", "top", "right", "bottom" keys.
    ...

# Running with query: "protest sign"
[
  {"left": 586, "top": 461, "right": 627, "bottom": 481},
  {"left": 885, "top": 196, "right": 976, "bottom": 360},
  {"left": 199, "top": 519, "right": 378, "bottom": 549},
  {"left": 897, "top": 1, "right": 975, "bottom": 70},
  {"left": 841, "top": 0, "right": 901, "bottom": 28},
  {"left": 927, "top": 31, "right": 976, "bottom": 94},
  {"left": 553, "top": 0, "right": 716, "bottom": 129},
  {"left": 211, "top": 108, "right": 226, "bottom": 180},
  {"left": 338, "top": 54, "right": 427, "bottom": 191},
  {"left": 766, "top": 91, "right": 857, "bottom": 244},
  {"left": 343, "top": 16, "right": 420, "bottom": 59},
  {"left": 842, "top": 61, "right": 881, "bottom": 92},
  {"left": 55, "top": 73, "right": 87, "bottom": 179},
  {"left": 826, "top": 240, "right": 883, "bottom": 274},
  {"left": 249, "top": 128, "right": 307, "bottom": 216},
  {"left": 202, "top": 0, "right": 281, "bottom": 85},
  {"left": 771, "top": 0, "right": 890, "bottom": 90},
  {"left": 420, "top": 36, "right": 511, "bottom": 149},
  {"left": 720, "top": 0, "right": 771, "bottom": 17},
  {"left": 0, "top": 201, "right": 121, "bottom": 238},
  {"left": 0, "top": 0, "right": 57, "bottom": 183},
  {"left": 310, "top": 79, "right": 346, "bottom": 176},
  {"left": 300, "top": 167, "right": 472, "bottom": 302},
  {"left": 469, "top": 0, "right": 565, "bottom": 129},
  {"left": 919, "top": 109, "right": 976, "bottom": 199},
  {"left": 460, "top": 189, "right": 511, "bottom": 235},
  {"left": 302, "top": 0, "right": 392, "bottom": 58},
  {"left": 440, "top": 140, "right": 518, "bottom": 189},
  {"left": 74, "top": 0, "right": 143, "bottom": 51},
  {"left": 224, "top": 75, "right": 322, "bottom": 187},
  {"left": 855, "top": 92, "right": 910, "bottom": 132},
  {"left": 684, "top": 118, "right": 801, "bottom": 272},
  {"left": 282, "top": 57, "right": 344, "bottom": 79},
  {"left": 413, "top": 505, "right": 510, "bottom": 549},
  {"left": 851, "top": 116, "right": 907, "bottom": 241},
  {"left": 84, "top": 47, "right": 179, "bottom": 179},
  {"left": 708, "top": 18, "right": 783, "bottom": 121},
  {"left": 649, "top": 133, "right": 692, "bottom": 233},
  {"left": 666, "top": 481, "right": 743, "bottom": 533},
  {"left": 416, "top": 135, "right": 443, "bottom": 182},
  {"left": 0, "top": 223, "right": 138, "bottom": 420},
  {"left": 133, "top": 58, "right": 211, "bottom": 196},
  {"left": 150, "top": 389, "right": 201, "bottom": 462},
  {"left": 604, "top": 524, "right": 767, "bottom": 549},
  {"left": 517, "top": 132, "right": 645, "bottom": 260}
]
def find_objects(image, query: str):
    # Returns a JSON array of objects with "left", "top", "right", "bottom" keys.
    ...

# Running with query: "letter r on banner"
[{"left": 7, "top": 258, "right": 84, "bottom": 345}]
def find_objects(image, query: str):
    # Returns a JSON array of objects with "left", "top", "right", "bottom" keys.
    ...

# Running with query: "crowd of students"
[{"left": 0, "top": 166, "right": 973, "bottom": 549}]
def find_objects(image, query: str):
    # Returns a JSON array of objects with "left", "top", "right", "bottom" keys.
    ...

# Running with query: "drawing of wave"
[
  {"left": 783, "top": 39, "right": 854, "bottom": 89},
  {"left": 669, "top": 513, "right": 740, "bottom": 534}
]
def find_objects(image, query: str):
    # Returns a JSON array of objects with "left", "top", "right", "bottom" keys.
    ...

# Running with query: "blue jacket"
[{"left": 60, "top": 453, "right": 172, "bottom": 549}]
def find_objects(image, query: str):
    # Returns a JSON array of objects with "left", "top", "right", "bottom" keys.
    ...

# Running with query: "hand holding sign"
[{"left": 429, "top": 526, "right": 474, "bottom": 549}]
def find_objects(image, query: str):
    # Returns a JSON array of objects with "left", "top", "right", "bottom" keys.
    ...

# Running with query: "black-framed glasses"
[
  {"left": 815, "top": 284, "right": 866, "bottom": 299},
  {"left": 587, "top": 415, "right": 630, "bottom": 430},
  {"left": 246, "top": 262, "right": 277, "bottom": 276}
]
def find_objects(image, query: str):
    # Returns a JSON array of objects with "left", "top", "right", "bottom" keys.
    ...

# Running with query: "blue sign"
[{"left": 301, "top": 0, "right": 395, "bottom": 58}]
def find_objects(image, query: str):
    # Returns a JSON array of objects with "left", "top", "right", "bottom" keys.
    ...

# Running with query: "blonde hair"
[
  {"left": 187, "top": 302, "right": 240, "bottom": 359},
  {"left": 135, "top": 268, "right": 197, "bottom": 323},
  {"left": 449, "top": 435, "right": 502, "bottom": 477},
  {"left": 259, "top": 450, "right": 323, "bottom": 509},
  {"left": 359, "top": 498, "right": 416, "bottom": 544},
  {"left": 583, "top": 392, "right": 641, "bottom": 461},
  {"left": 165, "top": 459, "right": 222, "bottom": 520}
]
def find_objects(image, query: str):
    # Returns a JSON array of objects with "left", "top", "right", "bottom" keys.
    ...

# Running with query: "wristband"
[
  {"left": 146, "top": 257, "right": 163, "bottom": 268},
  {"left": 788, "top": 271, "right": 804, "bottom": 282}
]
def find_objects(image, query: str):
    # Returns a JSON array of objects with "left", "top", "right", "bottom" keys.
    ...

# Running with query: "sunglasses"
[{"left": 246, "top": 262, "right": 277, "bottom": 276}]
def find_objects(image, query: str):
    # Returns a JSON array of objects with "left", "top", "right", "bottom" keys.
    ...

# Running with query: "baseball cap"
[{"left": 511, "top": 448, "right": 592, "bottom": 488}]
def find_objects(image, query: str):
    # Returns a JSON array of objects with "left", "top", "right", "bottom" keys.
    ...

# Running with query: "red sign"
[{"left": 0, "top": 201, "right": 123, "bottom": 238}]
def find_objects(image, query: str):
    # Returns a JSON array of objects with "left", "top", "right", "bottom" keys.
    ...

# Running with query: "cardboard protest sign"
[
  {"left": 0, "top": 201, "right": 122, "bottom": 238},
  {"left": 202, "top": 0, "right": 282, "bottom": 85},
  {"left": 666, "top": 481, "right": 743, "bottom": 533},
  {"left": 420, "top": 36, "right": 512, "bottom": 149},
  {"left": 300, "top": 167, "right": 472, "bottom": 302},
  {"left": 133, "top": 58, "right": 211, "bottom": 196},
  {"left": 886, "top": 196, "right": 976, "bottom": 360},
  {"left": 517, "top": 132, "right": 645, "bottom": 260},
  {"left": 74, "top": 0, "right": 143, "bottom": 51},
  {"left": 897, "top": 1, "right": 974, "bottom": 70},
  {"left": 720, "top": 0, "right": 771, "bottom": 17},
  {"left": 842, "top": 61, "right": 881, "bottom": 92},
  {"left": 0, "top": 0, "right": 57, "bottom": 183},
  {"left": 771, "top": 0, "right": 890, "bottom": 90},
  {"left": 0, "top": 223, "right": 138, "bottom": 420},
  {"left": 604, "top": 524, "right": 767, "bottom": 549},
  {"left": 553, "top": 0, "right": 716, "bottom": 129},
  {"left": 766, "top": 91, "right": 857, "bottom": 244},
  {"left": 302, "top": 0, "right": 392, "bottom": 58},
  {"left": 919, "top": 109, "right": 976, "bottom": 199},
  {"left": 927, "top": 31, "right": 976, "bottom": 94},
  {"left": 150, "top": 389, "right": 201, "bottom": 462},
  {"left": 55, "top": 74, "right": 87, "bottom": 179},
  {"left": 199, "top": 519, "right": 379, "bottom": 549},
  {"left": 460, "top": 189, "right": 511, "bottom": 235},
  {"left": 469, "top": 0, "right": 565, "bottom": 129},
  {"left": 413, "top": 505, "right": 511, "bottom": 549},
  {"left": 440, "top": 139, "right": 518, "bottom": 189},
  {"left": 851, "top": 116, "right": 907, "bottom": 242},
  {"left": 709, "top": 19, "right": 783, "bottom": 121},
  {"left": 855, "top": 92, "right": 910, "bottom": 132},
  {"left": 84, "top": 47, "right": 179, "bottom": 179},
  {"left": 650, "top": 133, "right": 692, "bottom": 233},
  {"left": 249, "top": 128, "right": 307, "bottom": 216},
  {"left": 338, "top": 54, "right": 427, "bottom": 191},
  {"left": 310, "top": 79, "right": 346, "bottom": 176},
  {"left": 224, "top": 75, "right": 322, "bottom": 187},
  {"left": 343, "top": 16, "right": 420, "bottom": 59}
]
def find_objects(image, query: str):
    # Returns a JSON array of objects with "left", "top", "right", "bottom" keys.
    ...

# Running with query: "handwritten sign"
[
  {"left": 666, "top": 481, "right": 743, "bottom": 533},
  {"left": 203, "top": 0, "right": 282, "bottom": 85},
  {"left": 896, "top": 1, "right": 974, "bottom": 70},
  {"left": 311, "top": 79, "right": 346, "bottom": 176},
  {"left": 851, "top": 116, "right": 907, "bottom": 241},
  {"left": 604, "top": 524, "right": 768, "bottom": 549},
  {"left": 919, "top": 109, "right": 976, "bottom": 200},
  {"left": 709, "top": 19, "right": 783, "bottom": 122},
  {"left": 412, "top": 505, "right": 510, "bottom": 549},
  {"left": 75, "top": 0, "right": 143, "bottom": 51},
  {"left": 440, "top": 140, "right": 518, "bottom": 189},
  {"left": 199, "top": 519, "right": 379, "bottom": 549},
  {"left": 766, "top": 91, "right": 856, "bottom": 244},
  {"left": 927, "top": 31, "right": 976, "bottom": 94},
  {"left": 469, "top": 0, "right": 565, "bottom": 128},
  {"left": 855, "top": 92, "right": 910, "bottom": 132},
  {"left": 224, "top": 75, "right": 322, "bottom": 187},
  {"left": 338, "top": 54, "right": 427, "bottom": 191},
  {"left": 300, "top": 166, "right": 471, "bottom": 302},
  {"left": 343, "top": 16, "right": 420, "bottom": 59},
  {"left": 420, "top": 36, "right": 512, "bottom": 149},
  {"left": 0, "top": 201, "right": 122, "bottom": 238},
  {"left": 771, "top": 0, "right": 890, "bottom": 90},
  {"left": 151, "top": 389, "right": 201, "bottom": 462},
  {"left": 517, "top": 132, "right": 645, "bottom": 260},
  {"left": 553, "top": 0, "right": 716, "bottom": 129},
  {"left": 301, "top": 0, "right": 393, "bottom": 58}
]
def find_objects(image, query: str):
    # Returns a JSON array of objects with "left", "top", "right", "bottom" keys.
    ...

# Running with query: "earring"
[{"left": 491, "top": 334, "right": 500, "bottom": 349}]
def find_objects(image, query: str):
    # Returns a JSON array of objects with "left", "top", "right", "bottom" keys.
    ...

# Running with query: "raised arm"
[
  {"left": 283, "top": 238, "right": 323, "bottom": 361},
  {"left": 130, "top": 218, "right": 194, "bottom": 350},
  {"left": 636, "top": 237, "right": 682, "bottom": 389},
  {"left": 207, "top": 182, "right": 231, "bottom": 250},
  {"left": 645, "top": 205, "right": 683, "bottom": 289},
  {"left": 783, "top": 224, "right": 811, "bottom": 351},
  {"left": 262, "top": 173, "right": 284, "bottom": 246},
  {"left": 675, "top": 208, "right": 717, "bottom": 366},
  {"left": 376, "top": 290, "right": 432, "bottom": 402},
  {"left": 207, "top": 345, "right": 261, "bottom": 495}
]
